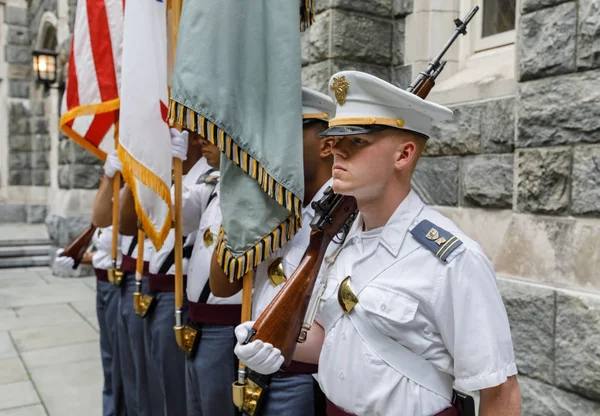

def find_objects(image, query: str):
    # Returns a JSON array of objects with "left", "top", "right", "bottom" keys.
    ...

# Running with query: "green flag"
[{"left": 169, "top": 0, "right": 306, "bottom": 280}]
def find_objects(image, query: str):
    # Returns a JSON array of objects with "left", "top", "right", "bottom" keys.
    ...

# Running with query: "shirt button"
[
  {"left": 380, "top": 304, "right": 387, "bottom": 311},
  {"left": 339, "top": 372, "right": 345, "bottom": 380},
  {"left": 341, "top": 332, "right": 346, "bottom": 340}
]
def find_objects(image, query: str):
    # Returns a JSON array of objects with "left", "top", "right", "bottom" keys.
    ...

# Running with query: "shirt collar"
[{"left": 344, "top": 189, "right": 424, "bottom": 257}]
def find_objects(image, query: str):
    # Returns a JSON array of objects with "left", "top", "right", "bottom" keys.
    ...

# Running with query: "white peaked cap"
[
  {"left": 323, "top": 71, "right": 453, "bottom": 138},
  {"left": 302, "top": 87, "right": 336, "bottom": 122}
]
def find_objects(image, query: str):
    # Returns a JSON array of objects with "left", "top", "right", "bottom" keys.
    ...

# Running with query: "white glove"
[
  {"left": 234, "top": 321, "right": 284, "bottom": 375},
  {"left": 54, "top": 249, "right": 75, "bottom": 272},
  {"left": 171, "top": 128, "right": 188, "bottom": 161},
  {"left": 103, "top": 152, "right": 122, "bottom": 178}
]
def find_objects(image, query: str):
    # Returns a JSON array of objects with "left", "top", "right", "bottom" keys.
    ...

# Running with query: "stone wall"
[{"left": 300, "top": 0, "right": 600, "bottom": 413}]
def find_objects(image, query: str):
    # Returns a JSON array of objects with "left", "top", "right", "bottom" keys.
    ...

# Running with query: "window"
[
  {"left": 482, "top": 0, "right": 516, "bottom": 37},
  {"left": 475, "top": 0, "right": 517, "bottom": 51}
]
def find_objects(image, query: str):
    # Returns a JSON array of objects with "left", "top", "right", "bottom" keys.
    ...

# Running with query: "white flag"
[{"left": 118, "top": 0, "right": 172, "bottom": 248}]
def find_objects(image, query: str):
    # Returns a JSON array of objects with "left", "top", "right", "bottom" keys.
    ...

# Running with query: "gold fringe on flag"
[
  {"left": 117, "top": 145, "right": 173, "bottom": 250},
  {"left": 168, "top": 99, "right": 303, "bottom": 281},
  {"left": 300, "top": 0, "right": 315, "bottom": 31}
]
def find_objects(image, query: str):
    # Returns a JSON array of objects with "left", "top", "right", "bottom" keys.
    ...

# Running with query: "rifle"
[
  {"left": 59, "top": 223, "right": 97, "bottom": 269},
  {"left": 245, "top": 6, "right": 480, "bottom": 367}
]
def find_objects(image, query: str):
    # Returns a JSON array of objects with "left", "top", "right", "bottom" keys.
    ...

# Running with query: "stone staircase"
[
  {"left": 0, "top": 238, "right": 51, "bottom": 268},
  {"left": 0, "top": 223, "right": 51, "bottom": 269}
]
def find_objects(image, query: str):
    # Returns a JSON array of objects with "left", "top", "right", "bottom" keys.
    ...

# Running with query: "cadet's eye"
[{"left": 351, "top": 137, "right": 367, "bottom": 145}]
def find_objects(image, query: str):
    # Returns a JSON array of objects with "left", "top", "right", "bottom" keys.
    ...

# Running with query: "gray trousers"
[
  {"left": 97, "top": 279, "right": 126, "bottom": 416},
  {"left": 143, "top": 291, "right": 187, "bottom": 416},
  {"left": 117, "top": 274, "right": 157, "bottom": 416},
  {"left": 262, "top": 374, "right": 315, "bottom": 416},
  {"left": 185, "top": 324, "right": 238, "bottom": 416}
]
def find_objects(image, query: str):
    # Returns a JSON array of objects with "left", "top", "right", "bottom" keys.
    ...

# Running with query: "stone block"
[
  {"left": 520, "top": 376, "right": 600, "bottom": 416},
  {"left": 9, "top": 135, "right": 32, "bottom": 152},
  {"left": 331, "top": 59, "right": 391, "bottom": 83},
  {"left": 31, "top": 151, "right": 48, "bottom": 169},
  {"left": 412, "top": 156, "right": 459, "bottom": 206},
  {"left": 8, "top": 64, "right": 32, "bottom": 80},
  {"left": 59, "top": 139, "right": 71, "bottom": 164},
  {"left": 521, "top": 0, "right": 571, "bottom": 14},
  {"left": 330, "top": 9, "right": 393, "bottom": 66},
  {"left": 7, "top": 27, "right": 30, "bottom": 45},
  {"left": 26, "top": 205, "right": 47, "bottom": 224},
  {"left": 517, "top": 69, "right": 600, "bottom": 148},
  {"left": 9, "top": 118, "right": 31, "bottom": 135},
  {"left": 32, "top": 101, "right": 45, "bottom": 116},
  {"left": 572, "top": 220, "right": 600, "bottom": 288},
  {"left": 517, "top": 2, "right": 577, "bottom": 82},
  {"left": 308, "top": 10, "right": 330, "bottom": 64},
  {"left": 392, "top": 19, "right": 405, "bottom": 66},
  {"left": 302, "top": 60, "right": 331, "bottom": 94},
  {"left": 9, "top": 102, "right": 30, "bottom": 118},
  {"left": 31, "top": 170, "right": 49, "bottom": 186},
  {"left": 4, "top": 6, "right": 28, "bottom": 26},
  {"left": 330, "top": 0, "right": 393, "bottom": 16},
  {"left": 578, "top": 0, "right": 600, "bottom": 70},
  {"left": 481, "top": 97, "right": 515, "bottom": 153},
  {"left": 571, "top": 145, "right": 600, "bottom": 216},
  {"left": 0, "top": 205, "right": 26, "bottom": 223},
  {"left": 497, "top": 280, "right": 555, "bottom": 384},
  {"left": 393, "top": 0, "right": 413, "bottom": 17},
  {"left": 32, "top": 134, "right": 51, "bottom": 151},
  {"left": 495, "top": 215, "right": 577, "bottom": 288},
  {"left": 9, "top": 152, "right": 30, "bottom": 169},
  {"left": 32, "top": 119, "right": 48, "bottom": 135},
  {"left": 300, "top": 28, "right": 310, "bottom": 66},
  {"left": 9, "top": 170, "right": 32, "bottom": 186},
  {"left": 59, "top": 164, "right": 102, "bottom": 189},
  {"left": 45, "top": 215, "right": 90, "bottom": 247},
  {"left": 72, "top": 144, "right": 101, "bottom": 165},
  {"left": 555, "top": 292, "right": 600, "bottom": 400},
  {"left": 9, "top": 80, "right": 30, "bottom": 98},
  {"left": 391, "top": 64, "right": 412, "bottom": 89},
  {"left": 462, "top": 155, "right": 513, "bottom": 209},
  {"left": 426, "top": 103, "right": 482, "bottom": 156},
  {"left": 516, "top": 147, "right": 570, "bottom": 214},
  {"left": 5, "top": 45, "right": 31, "bottom": 65}
]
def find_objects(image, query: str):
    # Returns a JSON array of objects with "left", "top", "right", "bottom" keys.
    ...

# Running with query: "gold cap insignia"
[
  {"left": 330, "top": 76, "right": 350, "bottom": 106},
  {"left": 426, "top": 228, "right": 439, "bottom": 241},
  {"left": 203, "top": 228, "right": 214, "bottom": 247}
]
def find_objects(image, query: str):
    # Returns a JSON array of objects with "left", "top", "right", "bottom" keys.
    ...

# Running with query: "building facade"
[{"left": 1, "top": 0, "right": 599, "bottom": 413}]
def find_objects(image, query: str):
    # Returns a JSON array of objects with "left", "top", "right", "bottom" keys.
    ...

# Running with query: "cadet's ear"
[{"left": 320, "top": 138, "right": 334, "bottom": 158}]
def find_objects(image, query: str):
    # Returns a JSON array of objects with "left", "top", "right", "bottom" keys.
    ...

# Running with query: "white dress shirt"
[
  {"left": 187, "top": 181, "right": 243, "bottom": 305},
  {"left": 120, "top": 235, "right": 156, "bottom": 261},
  {"left": 92, "top": 226, "right": 122, "bottom": 270},
  {"left": 150, "top": 160, "right": 209, "bottom": 276},
  {"left": 316, "top": 190, "right": 517, "bottom": 416},
  {"left": 252, "top": 178, "right": 334, "bottom": 320}
]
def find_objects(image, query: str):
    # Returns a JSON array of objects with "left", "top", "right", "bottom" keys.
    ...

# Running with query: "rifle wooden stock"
[
  {"left": 60, "top": 223, "right": 97, "bottom": 269},
  {"left": 249, "top": 194, "right": 357, "bottom": 367}
]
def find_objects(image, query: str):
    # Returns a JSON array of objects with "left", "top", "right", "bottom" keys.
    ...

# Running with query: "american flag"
[{"left": 59, "top": 0, "right": 124, "bottom": 160}]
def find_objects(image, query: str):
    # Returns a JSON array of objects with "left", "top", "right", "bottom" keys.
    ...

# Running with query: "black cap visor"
[{"left": 319, "top": 124, "right": 393, "bottom": 137}]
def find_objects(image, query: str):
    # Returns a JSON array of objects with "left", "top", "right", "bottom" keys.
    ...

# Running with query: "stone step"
[
  {"left": 0, "top": 255, "right": 49, "bottom": 269},
  {"left": 0, "top": 245, "right": 50, "bottom": 258},
  {"left": 0, "top": 238, "right": 52, "bottom": 248}
]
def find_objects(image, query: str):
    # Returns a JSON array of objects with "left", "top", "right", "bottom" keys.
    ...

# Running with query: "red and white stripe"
[{"left": 60, "top": 0, "right": 124, "bottom": 159}]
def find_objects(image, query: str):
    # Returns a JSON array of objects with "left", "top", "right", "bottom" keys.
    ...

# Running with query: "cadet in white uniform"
[
  {"left": 235, "top": 72, "right": 522, "bottom": 416},
  {"left": 182, "top": 135, "right": 244, "bottom": 416},
  {"left": 143, "top": 132, "right": 206, "bottom": 416},
  {"left": 215, "top": 88, "right": 338, "bottom": 416}
]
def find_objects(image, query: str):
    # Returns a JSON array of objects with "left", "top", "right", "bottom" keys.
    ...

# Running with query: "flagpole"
[
  {"left": 232, "top": 270, "right": 253, "bottom": 410},
  {"left": 169, "top": 0, "right": 185, "bottom": 338},
  {"left": 109, "top": 117, "right": 123, "bottom": 286}
]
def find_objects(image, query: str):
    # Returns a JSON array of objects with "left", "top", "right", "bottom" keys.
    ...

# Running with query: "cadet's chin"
[{"left": 332, "top": 178, "right": 354, "bottom": 196}]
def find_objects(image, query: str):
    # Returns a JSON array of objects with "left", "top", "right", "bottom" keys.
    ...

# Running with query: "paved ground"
[{"left": 0, "top": 266, "right": 102, "bottom": 416}]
